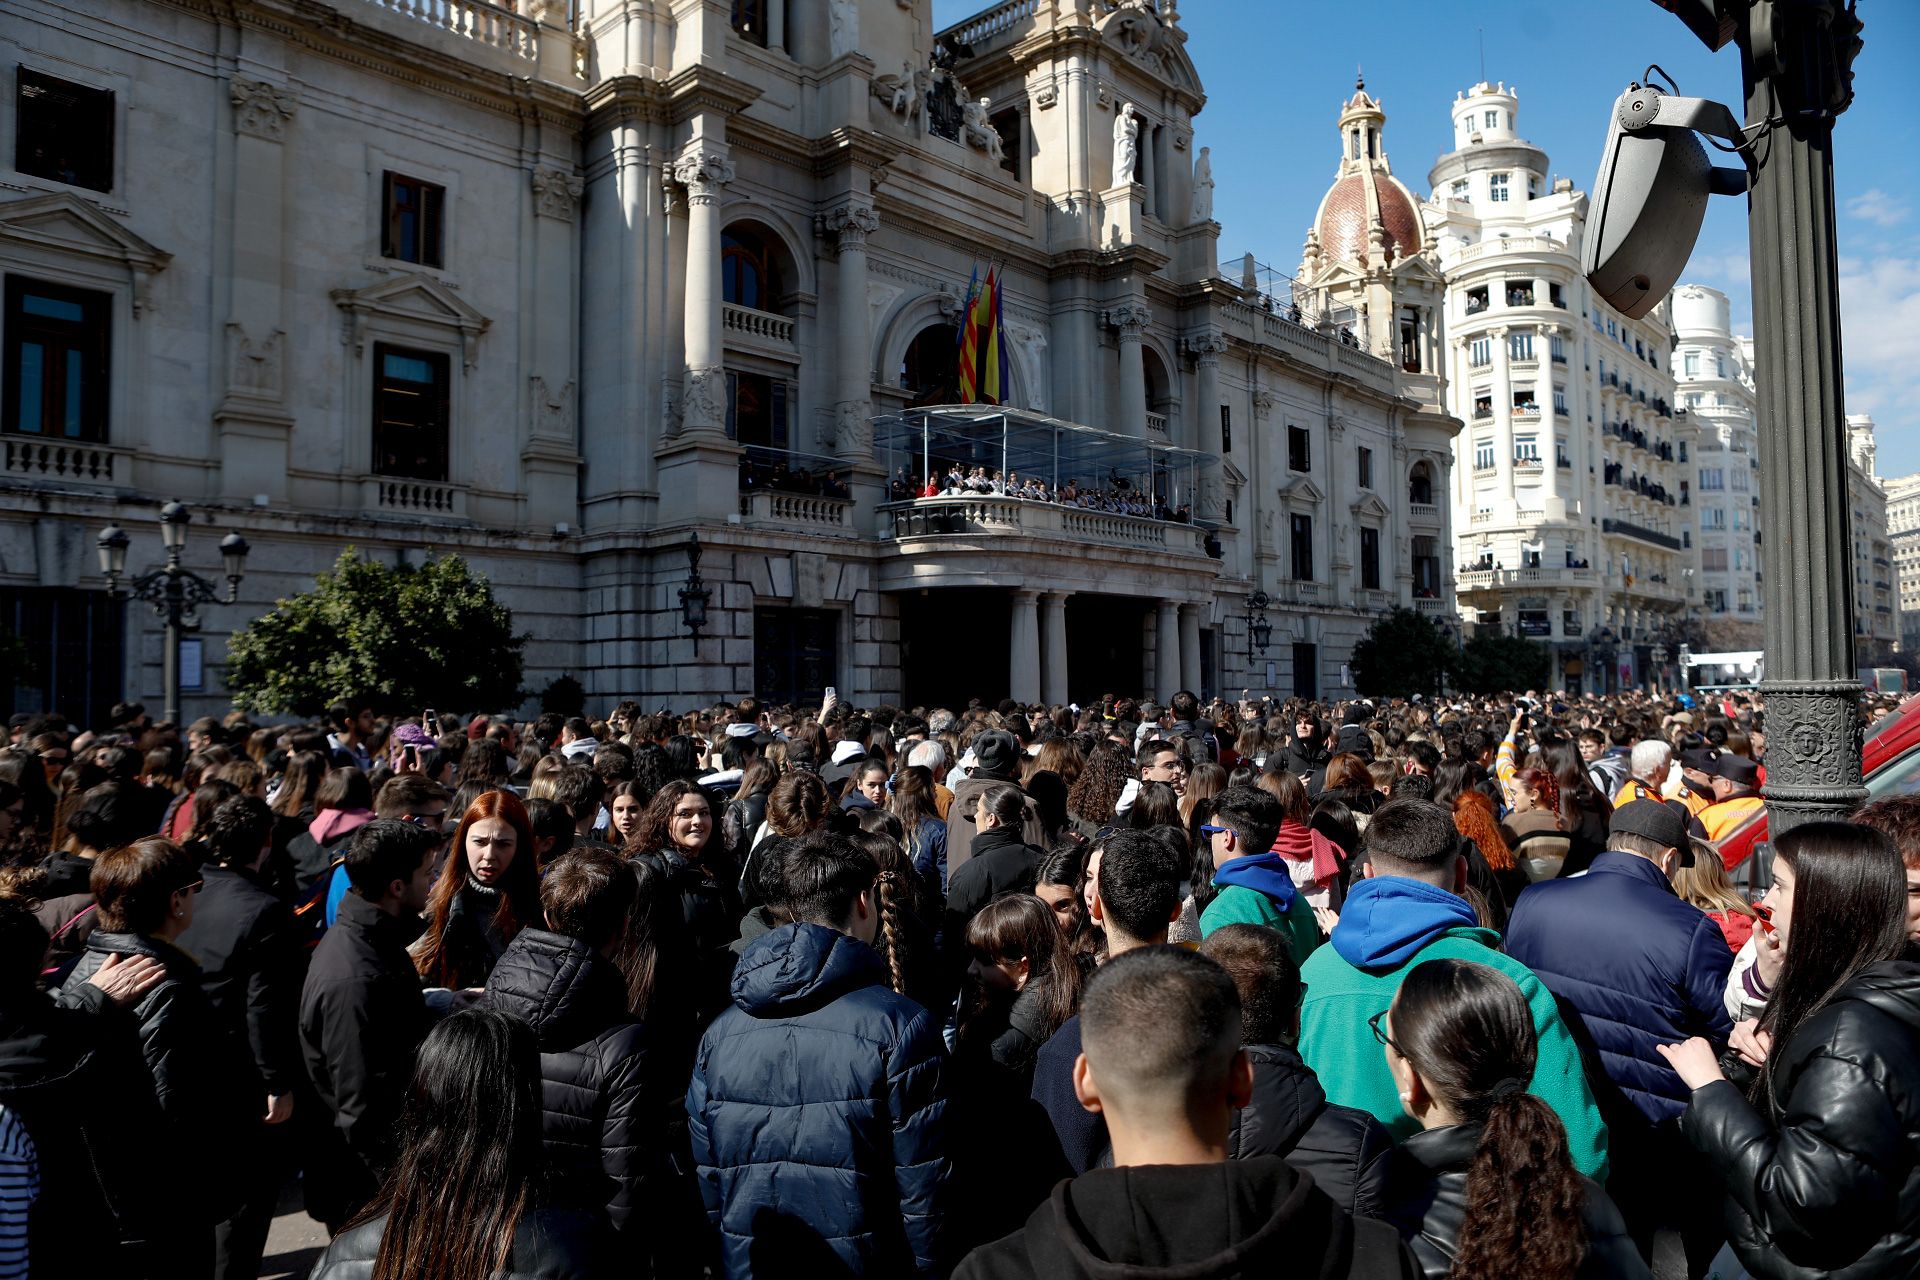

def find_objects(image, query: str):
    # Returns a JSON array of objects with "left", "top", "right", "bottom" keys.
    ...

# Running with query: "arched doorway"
[{"left": 901, "top": 324, "right": 961, "bottom": 406}]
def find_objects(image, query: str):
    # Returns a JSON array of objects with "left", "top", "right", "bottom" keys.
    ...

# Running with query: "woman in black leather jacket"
[
  {"left": 626, "top": 781, "right": 739, "bottom": 1027},
  {"left": 1378, "top": 958, "right": 1648, "bottom": 1280},
  {"left": 1660, "top": 821, "right": 1920, "bottom": 1279},
  {"left": 310, "top": 1008, "right": 611, "bottom": 1279}
]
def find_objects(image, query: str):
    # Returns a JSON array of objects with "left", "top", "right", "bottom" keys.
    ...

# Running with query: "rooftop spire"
[{"left": 1356, "top": 65, "right": 1365, "bottom": 92}]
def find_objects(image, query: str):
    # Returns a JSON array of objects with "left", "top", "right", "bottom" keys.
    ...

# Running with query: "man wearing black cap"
[
  {"left": 1503, "top": 799, "right": 1735, "bottom": 1271},
  {"left": 1675, "top": 746, "right": 1721, "bottom": 823},
  {"left": 1699, "top": 752, "right": 1765, "bottom": 842}
]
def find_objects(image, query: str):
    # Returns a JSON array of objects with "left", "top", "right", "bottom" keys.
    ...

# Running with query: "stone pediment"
[
  {"left": 1097, "top": 4, "right": 1203, "bottom": 98},
  {"left": 331, "top": 273, "right": 491, "bottom": 369},
  {"left": 1350, "top": 492, "right": 1392, "bottom": 520},
  {"left": 0, "top": 191, "right": 171, "bottom": 313},
  {"left": 1278, "top": 475, "right": 1325, "bottom": 504}
]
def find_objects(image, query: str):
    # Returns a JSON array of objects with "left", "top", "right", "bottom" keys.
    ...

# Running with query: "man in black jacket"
[
  {"left": 180, "top": 794, "right": 305, "bottom": 1280},
  {"left": 1199, "top": 924, "right": 1393, "bottom": 1217},
  {"left": 956, "top": 948, "right": 1415, "bottom": 1280},
  {"left": 298, "top": 819, "right": 437, "bottom": 1232}
]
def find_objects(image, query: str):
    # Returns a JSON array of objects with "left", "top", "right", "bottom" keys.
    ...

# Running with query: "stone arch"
[
  {"left": 875, "top": 291, "right": 1023, "bottom": 409},
  {"left": 1409, "top": 457, "right": 1437, "bottom": 505},
  {"left": 717, "top": 205, "right": 814, "bottom": 311}
]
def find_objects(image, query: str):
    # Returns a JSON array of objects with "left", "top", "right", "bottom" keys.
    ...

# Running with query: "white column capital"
[
  {"left": 1103, "top": 302, "right": 1153, "bottom": 337},
  {"left": 672, "top": 149, "right": 736, "bottom": 205},
  {"left": 817, "top": 201, "right": 880, "bottom": 254}
]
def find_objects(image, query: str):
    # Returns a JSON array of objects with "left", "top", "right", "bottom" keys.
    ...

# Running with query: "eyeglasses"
[
  {"left": 179, "top": 880, "right": 204, "bottom": 896},
  {"left": 1198, "top": 824, "right": 1229, "bottom": 837},
  {"left": 1368, "top": 1009, "right": 1401, "bottom": 1053}
]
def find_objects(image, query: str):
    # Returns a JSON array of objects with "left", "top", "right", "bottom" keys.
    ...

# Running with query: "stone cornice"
[
  {"left": 583, "top": 74, "right": 671, "bottom": 131},
  {"left": 664, "top": 64, "right": 764, "bottom": 123}
]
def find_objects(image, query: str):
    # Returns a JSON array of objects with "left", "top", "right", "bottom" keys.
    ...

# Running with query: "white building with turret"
[
  {"left": 1671, "top": 283, "right": 1761, "bottom": 643},
  {"left": 1425, "top": 80, "right": 1696, "bottom": 692}
]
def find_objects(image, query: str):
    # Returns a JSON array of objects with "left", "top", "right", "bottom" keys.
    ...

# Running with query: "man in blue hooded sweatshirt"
[
  {"left": 1297, "top": 798, "right": 1608, "bottom": 1179},
  {"left": 1198, "top": 785, "right": 1321, "bottom": 964}
]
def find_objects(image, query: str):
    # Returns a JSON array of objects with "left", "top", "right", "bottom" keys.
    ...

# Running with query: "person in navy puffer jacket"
[{"left": 687, "top": 830, "right": 949, "bottom": 1278}]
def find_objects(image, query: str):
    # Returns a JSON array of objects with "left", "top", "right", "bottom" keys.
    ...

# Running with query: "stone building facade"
[
  {"left": 1671, "top": 283, "right": 1762, "bottom": 648},
  {"left": 1424, "top": 81, "right": 1697, "bottom": 692},
  {"left": 1882, "top": 469, "right": 1920, "bottom": 655},
  {"left": 1, "top": 0, "right": 1454, "bottom": 722},
  {"left": 1845, "top": 415, "right": 1897, "bottom": 664}
]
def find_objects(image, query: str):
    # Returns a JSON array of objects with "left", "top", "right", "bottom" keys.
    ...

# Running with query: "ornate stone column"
[
  {"left": 1178, "top": 603, "right": 1203, "bottom": 696},
  {"left": 1105, "top": 303, "right": 1152, "bottom": 437},
  {"left": 673, "top": 146, "right": 734, "bottom": 437},
  {"left": 1041, "top": 592, "right": 1071, "bottom": 706},
  {"left": 1155, "top": 600, "right": 1180, "bottom": 699},
  {"left": 1185, "top": 329, "right": 1227, "bottom": 520},
  {"left": 818, "top": 199, "right": 880, "bottom": 464},
  {"left": 1010, "top": 589, "right": 1042, "bottom": 704}
]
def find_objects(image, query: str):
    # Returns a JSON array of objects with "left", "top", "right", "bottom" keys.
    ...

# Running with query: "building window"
[
  {"left": 1716, "top": 354, "right": 1728, "bottom": 378},
  {"left": 1287, "top": 425, "right": 1311, "bottom": 473},
  {"left": 1474, "top": 438, "right": 1495, "bottom": 471},
  {"left": 1489, "top": 172, "right": 1509, "bottom": 202},
  {"left": 1466, "top": 286, "right": 1489, "bottom": 315},
  {"left": 725, "top": 370, "right": 790, "bottom": 450},
  {"left": 1413, "top": 535, "right": 1440, "bottom": 596},
  {"left": 1290, "top": 513, "right": 1313, "bottom": 581},
  {"left": 1469, "top": 337, "right": 1491, "bottom": 367},
  {"left": 1515, "top": 435, "right": 1540, "bottom": 464},
  {"left": 14, "top": 69, "right": 114, "bottom": 193},
  {"left": 1220, "top": 404, "right": 1231, "bottom": 453},
  {"left": 730, "top": 0, "right": 770, "bottom": 46},
  {"left": 1556, "top": 435, "right": 1571, "bottom": 467},
  {"left": 1292, "top": 641, "right": 1318, "bottom": 699},
  {"left": 1684, "top": 352, "right": 1699, "bottom": 377},
  {"left": 381, "top": 172, "right": 445, "bottom": 268},
  {"left": 990, "top": 107, "right": 1022, "bottom": 180},
  {"left": 1702, "top": 507, "right": 1727, "bottom": 530},
  {"left": 1360, "top": 526, "right": 1381, "bottom": 589},
  {"left": 1553, "top": 387, "right": 1568, "bottom": 414},
  {"left": 1484, "top": 110, "right": 1498, "bottom": 129},
  {"left": 1508, "top": 331, "right": 1534, "bottom": 361},
  {"left": 1703, "top": 547, "right": 1729, "bottom": 571},
  {"left": 1731, "top": 466, "right": 1749, "bottom": 492},
  {"left": 3, "top": 276, "right": 110, "bottom": 442},
  {"left": 1357, "top": 445, "right": 1374, "bottom": 490},
  {"left": 1450, "top": 178, "right": 1468, "bottom": 199},
  {"left": 1679, "top": 440, "right": 1689, "bottom": 462},
  {"left": 371, "top": 343, "right": 450, "bottom": 480},
  {"left": 722, "top": 228, "right": 783, "bottom": 312},
  {"left": 1549, "top": 334, "right": 1566, "bottom": 363},
  {"left": 1699, "top": 467, "right": 1725, "bottom": 491}
]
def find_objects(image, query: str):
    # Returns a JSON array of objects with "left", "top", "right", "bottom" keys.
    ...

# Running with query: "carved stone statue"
[
  {"left": 1112, "top": 102, "right": 1140, "bottom": 188},
  {"left": 963, "top": 97, "right": 1003, "bottom": 162},
  {"left": 829, "top": 0, "right": 858, "bottom": 58},
  {"left": 1190, "top": 145, "right": 1214, "bottom": 223}
]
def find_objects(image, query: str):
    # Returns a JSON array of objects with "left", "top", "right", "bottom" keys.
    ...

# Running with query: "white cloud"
[
  {"left": 1845, "top": 189, "right": 1910, "bottom": 229},
  {"left": 1838, "top": 254, "right": 1920, "bottom": 469}
]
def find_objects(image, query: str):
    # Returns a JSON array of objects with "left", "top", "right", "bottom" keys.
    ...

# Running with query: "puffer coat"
[
  {"left": 485, "top": 929, "right": 662, "bottom": 1240},
  {"left": 1682, "top": 960, "right": 1920, "bottom": 1279},
  {"left": 686, "top": 922, "right": 949, "bottom": 1278}
]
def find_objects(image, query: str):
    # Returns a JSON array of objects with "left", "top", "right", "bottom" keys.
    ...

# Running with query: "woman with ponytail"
[{"left": 1379, "top": 958, "right": 1647, "bottom": 1280}]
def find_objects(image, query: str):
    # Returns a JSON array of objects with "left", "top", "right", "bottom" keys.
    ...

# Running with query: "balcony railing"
[
  {"left": 3, "top": 436, "right": 128, "bottom": 484},
  {"left": 722, "top": 303, "right": 796, "bottom": 347},
  {"left": 362, "top": 0, "right": 539, "bottom": 60},
  {"left": 1415, "top": 597, "right": 1449, "bottom": 613},
  {"left": 1409, "top": 502, "right": 1441, "bottom": 522},
  {"left": 1602, "top": 517, "right": 1683, "bottom": 551},
  {"left": 368, "top": 476, "right": 467, "bottom": 517},
  {"left": 739, "top": 490, "right": 852, "bottom": 532},
  {"left": 879, "top": 496, "right": 1212, "bottom": 556},
  {"left": 1145, "top": 411, "right": 1169, "bottom": 434}
]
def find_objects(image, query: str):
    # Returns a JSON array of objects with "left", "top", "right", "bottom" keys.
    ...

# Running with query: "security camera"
[{"left": 1583, "top": 79, "right": 1756, "bottom": 319}]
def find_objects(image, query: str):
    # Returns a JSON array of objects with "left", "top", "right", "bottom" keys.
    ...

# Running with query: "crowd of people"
[
  {"left": 0, "top": 682, "right": 1914, "bottom": 1279},
  {"left": 890, "top": 466, "right": 1195, "bottom": 523}
]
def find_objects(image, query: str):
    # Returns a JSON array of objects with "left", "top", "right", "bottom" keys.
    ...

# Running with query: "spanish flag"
[
  {"left": 979, "top": 268, "right": 1004, "bottom": 405},
  {"left": 958, "top": 267, "right": 982, "bottom": 402}
]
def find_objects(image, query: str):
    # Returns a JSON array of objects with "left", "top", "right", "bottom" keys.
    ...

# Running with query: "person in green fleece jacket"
[
  {"left": 1198, "top": 785, "right": 1322, "bottom": 965},
  {"left": 1298, "top": 798, "right": 1610, "bottom": 1181}
]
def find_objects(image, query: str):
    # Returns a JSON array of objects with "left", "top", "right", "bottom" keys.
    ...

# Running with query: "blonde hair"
[{"left": 1673, "top": 840, "right": 1756, "bottom": 918}]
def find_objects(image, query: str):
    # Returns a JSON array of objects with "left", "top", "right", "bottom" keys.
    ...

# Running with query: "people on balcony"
[{"left": 905, "top": 465, "right": 1192, "bottom": 524}]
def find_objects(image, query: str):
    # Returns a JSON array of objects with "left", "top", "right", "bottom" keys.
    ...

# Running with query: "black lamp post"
[
  {"left": 98, "top": 502, "right": 250, "bottom": 726},
  {"left": 1246, "top": 590, "right": 1273, "bottom": 671},
  {"left": 678, "top": 532, "right": 712, "bottom": 635}
]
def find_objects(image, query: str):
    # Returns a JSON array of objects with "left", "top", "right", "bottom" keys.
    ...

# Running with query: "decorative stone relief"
[
  {"left": 1183, "top": 329, "right": 1226, "bottom": 364},
  {"left": 671, "top": 151, "right": 735, "bottom": 204},
  {"left": 1034, "top": 80, "right": 1058, "bottom": 110},
  {"left": 1102, "top": 301, "right": 1152, "bottom": 335},
  {"left": 816, "top": 201, "right": 880, "bottom": 254},
  {"left": 834, "top": 401, "right": 873, "bottom": 455},
  {"left": 225, "top": 323, "right": 284, "bottom": 399},
  {"left": 231, "top": 79, "right": 297, "bottom": 141},
  {"left": 531, "top": 376, "right": 576, "bottom": 437},
  {"left": 530, "top": 167, "right": 584, "bottom": 222},
  {"left": 962, "top": 98, "right": 1004, "bottom": 162},
  {"left": 828, "top": 0, "right": 859, "bottom": 57},
  {"left": 682, "top": 365, "right": 725, "bottom": 432},
  {"left": 871, "top": 63, "right": 931, "bottom": 132},
  {"left": 1252, "top": 389, "right": 1276, "bottom": 421}
]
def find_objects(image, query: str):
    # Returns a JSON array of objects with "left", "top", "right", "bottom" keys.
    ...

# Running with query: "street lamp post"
[
  {"left": 1246, "top": 591, "right": 1272, "bottom": 691},
  {"left": 98, "top": 502, "right": 250, "bottom": 726}
]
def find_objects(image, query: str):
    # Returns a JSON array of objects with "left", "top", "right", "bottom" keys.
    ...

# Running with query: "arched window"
[
  {"left": 722, "top": 225, "right": 784, "bottom": 313},
  {"left": 1409, "top": 460, "right": 1435, "bottom": 506},
  {"left": 901, "top": 325, "right": 960, "bottom": 406},
  {"left": 1142, "top": 346, "right": 1171, "bottom": 428}
]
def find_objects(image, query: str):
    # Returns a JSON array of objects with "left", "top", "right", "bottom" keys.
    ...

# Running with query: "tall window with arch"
[{"left": 722, "top": 228, "right": 783, "bottom": 314}]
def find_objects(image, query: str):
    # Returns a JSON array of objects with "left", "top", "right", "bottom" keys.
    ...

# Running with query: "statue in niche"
[
  {"left": 962, "top": 97, "right": 1003, "bottom": 162},
  {"left": 1190, "top": 146, "right": 1214, "bottom": 222},
  {"left": 1112, "top": 103, "right": 1140, "bottom": 188},
  {"left": 829, "top": 0, "right": 858, "bottom": 57}
]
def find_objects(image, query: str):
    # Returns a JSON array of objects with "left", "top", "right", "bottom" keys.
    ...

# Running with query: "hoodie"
[
  {"left": 1200, "top": 852, "right": 1321, "bottom": 964},
  {"left": 687, "top": 922, "right": 949, "bottom": 1278},
  {"left": 952, "top": 1157, "right": 1417, "bottom": 1280},
  {"left": 1297, "top": 877, "right": 1609, "bottom": 1180}
]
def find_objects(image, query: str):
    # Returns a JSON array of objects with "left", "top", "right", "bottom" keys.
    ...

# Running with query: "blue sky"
[{"left": 932, "top": 0, "right": 1920, "bottom": 475}]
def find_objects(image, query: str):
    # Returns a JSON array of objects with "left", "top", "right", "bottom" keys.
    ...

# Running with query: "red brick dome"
[{"left": 1315, "top": 169, "right": 1423, "bottom": 266}]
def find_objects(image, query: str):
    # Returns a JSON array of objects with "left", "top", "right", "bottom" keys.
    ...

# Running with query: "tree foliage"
[
  {"left": 1453, "top": 632, "right": 1552, "bottom": 695},
  {"left": 540, "top": 675, "right": 587, "bottom": 718},
  {"left": 1349, "top": 608, "right": 1455, "bottom": 700},
  {"left": 224, "top": 549, "right": 526, "bottom": 717}
]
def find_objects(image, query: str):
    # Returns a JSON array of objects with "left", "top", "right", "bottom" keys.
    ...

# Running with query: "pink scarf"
[{"left": 1270, "top": 820, "right": 1344, "bottom": 883}]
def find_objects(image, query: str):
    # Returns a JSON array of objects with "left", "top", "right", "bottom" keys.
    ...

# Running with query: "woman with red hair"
[{"left": 413, "top": 790, "right": 540, "bottom": 989}]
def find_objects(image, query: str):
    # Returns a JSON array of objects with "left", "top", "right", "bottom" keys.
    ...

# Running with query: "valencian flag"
[
  {"left": 979, "top": 267, "right": 1005, "bottom": 405},
  {"left": 957, "top": 266, "right": 982, "bottom": 402}
]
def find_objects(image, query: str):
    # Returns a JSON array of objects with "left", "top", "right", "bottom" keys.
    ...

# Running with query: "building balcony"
[
  {"left": 1409, "top": 502, "right": 1442, "bottom": 524},
  {"left": 879, "top": 495, "right": 1214, "bottom": 558},
  {"left": 739, "top": 490, "right": 853, "bottom": 534},
  {"left": 3, "top": 436, "right": 132, "bottom": 487},
  {"left": 1273, "top": 579, "right": 1323, "bottom": 605},
  {"left": 1414, "top": 597, "right": 1450, "bottom": 614},
  {"left": 366, "top": 476, "right": 468, "bottom": 518},
  {"left": 1602, "top": 517, "right": 1683, "bottom": 551},
  {"left": 722, "top": 303, "right": 798, "bottom": 357},
  {"left": 1457, "top": 565, "right": 1598, "bottom": 591},
  {"left": 1145, "top": 411, "right": 1169, "bottom": 434}
]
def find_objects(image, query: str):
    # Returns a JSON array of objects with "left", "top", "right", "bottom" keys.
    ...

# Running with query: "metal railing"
[{"left": 361, "top": 0, "right": 539, "bottom": 60}]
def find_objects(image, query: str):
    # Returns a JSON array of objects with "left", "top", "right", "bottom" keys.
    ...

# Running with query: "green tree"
[
  {"left": 225, "top": 549, "right": 525, "bottom": 716},
  {"left": 1454, "top": 632, "right": 1552, "bottom": 695},
  {"left": 1349, "top": 608, "right": 1455, "bottom": 700}
]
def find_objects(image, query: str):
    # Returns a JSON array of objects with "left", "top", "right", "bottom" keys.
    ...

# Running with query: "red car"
[{"left": 1720, "top": 697, "right": 1920, "bottom": 880}]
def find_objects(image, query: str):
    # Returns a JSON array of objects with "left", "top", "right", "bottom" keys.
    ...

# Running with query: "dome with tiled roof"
[{"left": 1309, "top": 74, "right": 1425, "bottom": 267}]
